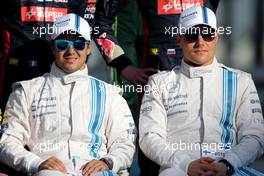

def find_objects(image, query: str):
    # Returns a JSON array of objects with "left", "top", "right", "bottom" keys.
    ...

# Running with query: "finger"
[
  {"left": 90, "top": 166, "right": 105, "bottom": 175},
  {"left": 53, "top": 158, "right": 67, "bottom": 172},
  {"left": 89, "top": 161, "right": 108, "bottom": 174},
  {"left": 39, "top": 163, "right": 53, "bottom": 170},
  {"left": 82, "top": 161, "right": 94, "bottom": 173},
  {"left": 40, "top": 159, "right": 64, "bottom": 172},
  {"left": 200, "top": 160, "right": 215, "bottom": 170},
  {"left": 81, "top": 163, "right": 87, "bottom": 170},
  {"left": 88, "top": 162, "right": 103, "bottom": 173},
  {"left": 49, "top": 158, "right": 67, "bottom": 173},
  {"left": 215, "top": 171, "right": 226, "bottom": 176},
  {"left": 200, "top": 157, "right": 215, "bottom": 163},
  {"left": 41, "top": 162, "right": 64, "bottom": 172},
  {"left": 200, "top": 163, "right": 215, "bottom": 172},
  {"left": 202, "top": 170, "right": 216, "bottom": 176},
  {"left": 82, "top": 160, "right": 100, "bottom": 176},
  {"left": 139, "top": 78, "right": 148, "bottom": 85},
  {"left": 138, "top": 71, "right": 149, "bottom": 80},
  {"left": 196, "top": 168, "right": 206, "bottom": 176},
  {"left": 46, "top": 162, "right": 65, "bottom": 173},
  {"left": 143, "top": 68, "right": 159, "bottom": 74},
  {"left": 135, "top": 78, "right": 147, "bottom": 85},
  {"left": 132, "top": 80, "right": 140, "bottom": 85}
]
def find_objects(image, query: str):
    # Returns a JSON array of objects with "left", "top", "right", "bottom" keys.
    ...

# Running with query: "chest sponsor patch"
[
  {"left": 86, "top": 4, "right": 96, "bottom": 14},
  {"left": 87, "top": 0, "right": 96, "bottom": 3},
  {"left": 21, "top": 6, "right": 67, "bottom": 22},
  {"left": 167, "top": 48, "right": 176, "bottom": 55},
  {"left": 31, "top": 96, "right": 57, "bottom": 119},
  {"left": 158, "top": 0, "right": 204, "bottom": 15}
]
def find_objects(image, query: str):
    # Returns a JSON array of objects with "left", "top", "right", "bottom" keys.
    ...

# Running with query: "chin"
[
  {"left": 62, "top": 67, "right": 76, "bottom": 73},
  {"left": 192, "top": 56, "right": 207, "bottom": 62}
]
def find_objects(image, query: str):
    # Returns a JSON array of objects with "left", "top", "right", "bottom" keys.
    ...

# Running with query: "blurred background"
[{"left": 216, "top": 0, "right": 264, "bottom": 109}]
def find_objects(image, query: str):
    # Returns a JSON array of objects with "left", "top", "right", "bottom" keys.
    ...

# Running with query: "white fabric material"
[
  {"left": 159, "top": 167, "right": 187, "bottom": 176},
  {"left": 178, "top": 6, "right": 217, "bottom": 34},
  {"left": 0, "top": 63, "right": 136, "bottom": 175},
  {"left": 139, "top": 58, "right": 264, "bottom": 173},
  {"left": 51, "top": 13, "right": 91, "bottom": 41},
  {"left": 33, "top": 170, "right": 65, "bottom": 176},
  {"left": 33, "top": 169, "right": 112, "bottom": 176}
]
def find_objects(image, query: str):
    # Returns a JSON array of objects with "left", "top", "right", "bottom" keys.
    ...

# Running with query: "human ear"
[{"left": 85, "top": 43, "right": 92, "bottom": 56}]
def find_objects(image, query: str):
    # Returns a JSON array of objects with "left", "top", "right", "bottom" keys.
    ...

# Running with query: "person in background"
[{"left": 114, "top": 1, "right": 146, "bottom": 175}]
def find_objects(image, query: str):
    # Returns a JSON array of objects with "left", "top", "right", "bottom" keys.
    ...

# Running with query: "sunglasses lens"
[
  {"left": 183, "top": 26, "right": 216, "bottom": 42},
  {"left": 184, "top": 33, "right": 199, "bottom": 42},
  {"left": 55, "top": 40, "right": 69, "bottom": 51},
  {"left": 201, "top": 33, "right": 215, "bottom": 41},
  {"left": 73, "top": 40, "right": 87, "bottom": 50},
  {"left": 184, "top": 32, "right": 216, "bottom": 42},
  {"left": 54, "top": 40, "right": 88, "bottom": 51}
]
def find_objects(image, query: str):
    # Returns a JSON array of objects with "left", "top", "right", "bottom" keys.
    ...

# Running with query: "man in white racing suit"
[
  {"left": 139, "top": 6, "right": 264, "bottom": 176},
  {"left": 0, "top": 14, "right": 136, "bottom": 176}
]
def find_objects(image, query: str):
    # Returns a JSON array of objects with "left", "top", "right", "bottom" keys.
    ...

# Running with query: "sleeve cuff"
[
  {"left": 105, "top": 155, "right": 119, "bottom": 173},
  {"left": 169, "top": 152, "right": 192, "bottom": 173},
  {"left": 178, "top": 157, "right": 192, "bottom": 173},
  {"left": 27, "top": 156, "right": 44, "bottom": 174},
  {"left": 108, "top": 54, "right": 132, "bottom": 71},
  {"left": 224, "top": 151, "right": 242, "bottom": 169}
]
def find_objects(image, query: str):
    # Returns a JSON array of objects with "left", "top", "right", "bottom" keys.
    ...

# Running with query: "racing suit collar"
[
  {"left": 50, "top": 62, "right": 89, "bottom": 84},
  {"left": 180, "top": 57, "right": 218, "bottom": 78}
]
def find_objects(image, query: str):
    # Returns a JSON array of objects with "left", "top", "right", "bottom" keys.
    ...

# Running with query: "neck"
[{"left": 184, "top": 57, "right": 214, "bottom": 67}]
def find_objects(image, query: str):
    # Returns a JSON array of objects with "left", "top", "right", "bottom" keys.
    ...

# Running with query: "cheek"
[
  {"left": 54, "top": 53, "right": 64, "bottom": 62},
  {"left": 85, "top": 48, "right": 91, "bottom": 56},
  {"left": 57, "top": 52, "right": 63, "bottom": 57},
  {"left": 209, "top": 44, "right": 217, "bottom": 54},
  {"left": 182, "top": 46, "right": 193, "bottom": 56}
]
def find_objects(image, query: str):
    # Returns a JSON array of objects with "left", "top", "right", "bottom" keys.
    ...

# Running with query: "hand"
[
  {"left": 38, "top": 156, "right": 67, "bottom": 174},
  {"left": 187, "top": 157, "right": 216, "bottom": 176},
  {"left": 81, "top": 159, "right": 109, "bottom": 176},
  {"left": 121, "top": 65, "right": 159, "bottom": 85},
  {"left": 211, "top": 161, "right": 228, "bottom": 176}
]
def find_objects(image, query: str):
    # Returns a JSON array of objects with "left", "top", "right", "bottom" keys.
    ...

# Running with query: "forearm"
[
  {"left": 140, "top": 132, "right": 193, "bottom": 172},
  {"left": 0, "top": 86, "right": 43, "bottom": 173},
  {"left": 105, "top": 139, "right": 135, "bottom": 172},
  {"left": 93, "top": 34, "right": 132, "bottom": 70},
  {"left": 225, "top": 136, "right": 264, "bottom": 168},
  {"left": 0, "top": 135, "right": 43, "bottom": 173},
  {"left": 94, "top": 0, "right": 120, "bottom": 35},
  {"left": 106, "top": 95, "right": 136, "bottom": 172},
  {"left": 229, "top": 76, "right": 264, "bottom": 168},
  {"left": 108, "top": 54, "right": 131, "bottom": 71}
]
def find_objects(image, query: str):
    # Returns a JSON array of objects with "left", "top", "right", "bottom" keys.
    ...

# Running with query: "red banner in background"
[
  {"left": 21, "top": 6, "right": 67, "bottom": 22},
  {"left": 158, "top": 0, "right": 204, "bottom": 15},
  {"left": 87, "top": 0, "right": 96, "bottom": 3}
]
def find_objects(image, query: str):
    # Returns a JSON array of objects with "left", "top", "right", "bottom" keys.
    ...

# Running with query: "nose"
[
  {"left": 194, "top": 35, "right": 205, "bottom": 47},
  {"left": 66, "top": 44, "right": 75, "bottom": 54}
]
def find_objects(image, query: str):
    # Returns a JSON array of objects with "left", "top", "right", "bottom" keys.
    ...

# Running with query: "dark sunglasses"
[
  {"left": 54, "top": 39, "right": 90, "bottom": 52},
  {"left": 183, "top": 32, "right": 216, "bottom": 42}
]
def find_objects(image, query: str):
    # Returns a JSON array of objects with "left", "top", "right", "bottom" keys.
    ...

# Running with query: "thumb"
[{"left": 200, "top": 157, "right": 215, "bottom": 163}]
